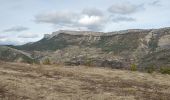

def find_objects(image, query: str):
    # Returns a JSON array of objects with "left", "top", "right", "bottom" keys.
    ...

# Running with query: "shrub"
[
  {"left": 160, "top": 67, "right": 170, "bottom": 74},
  {"left": 145, "top": 65, "right": 155, "bottom": 73},
  {"left": 43, "top": 58, "right": 51, "bottom": 65},
  {"left": 85, "top": 59, "right": 92, "bottom": 67},
  {"left": 130, "top": 64, "right": 137, "bottom": 71}
]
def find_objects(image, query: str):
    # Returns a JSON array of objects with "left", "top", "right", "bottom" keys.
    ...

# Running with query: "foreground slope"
[{"left": 0, "top": 62, "right": 170, "bottom": 100}]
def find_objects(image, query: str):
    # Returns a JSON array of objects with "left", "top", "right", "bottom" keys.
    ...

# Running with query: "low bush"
[
  {"left": 43, "top": 58, "right": 51, "bottom": 65},
  {"left": 130, "top": 64, "right": 137, "bottom": 71},
  {"left": 160, "top": 67, "right": 170, "bottom": 74},
  {"left": 145, "top": 65, "right": 155, "bottom": 73}
]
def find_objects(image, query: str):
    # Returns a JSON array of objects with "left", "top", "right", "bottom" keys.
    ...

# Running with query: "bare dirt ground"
[{"left": 0, "top": 62, "right": 170, "bottom": 100}]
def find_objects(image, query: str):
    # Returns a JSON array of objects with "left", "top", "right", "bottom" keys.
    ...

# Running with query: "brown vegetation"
[{"left": 0, "top": 62, "right": 170, "bottom": 100}]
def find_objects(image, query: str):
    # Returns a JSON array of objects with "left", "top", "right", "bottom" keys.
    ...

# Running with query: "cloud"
[
  {"left": 35, "top": 11, "right": 78, "bottom": 25},
  {"left": 80, "top": 8, "right": 105, "bottom": 31},
  {"left": 78, "top": 15, "right": 105, "bottom": 31},
  {"left": 78, "top": 15, "right": 102, "bottom": 26},
  {"left": 34, "top": 5, "right": 141, "bottom": 31},
  {"left": 111, "top": 16, "right": 135, "bottom": 23},
  {"left": 108, "top": 3, "right": 143, "bottom": 15},
  {"left": 34, "top": 9, "right": 106, "bottom": 31},
  {"left": 149, "top": 0, "right": 161, "bottom": 6},
  {"left": 18, "top": 33, "right": 40, "bottom": 38},
  {"left": 82, "top": 8, "right": 103, "bottom": 16},
  {"left": 3, "top": 26, "right": 29, "bottom": 32}
]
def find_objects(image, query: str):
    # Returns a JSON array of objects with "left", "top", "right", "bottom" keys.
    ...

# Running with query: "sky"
[{"left": 0, "top": 0, "right": 170, "bottom": 45}]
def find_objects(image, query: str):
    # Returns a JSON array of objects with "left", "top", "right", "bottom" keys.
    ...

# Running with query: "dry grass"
[{"left": 0, "top": 62, "right": 170, "bottom": 100}]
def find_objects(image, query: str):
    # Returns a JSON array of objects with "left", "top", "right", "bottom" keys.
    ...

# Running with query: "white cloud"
[
  {"left": 78, "top": 15, "right": 102, "bottom": 25},
  {"left": 78, "top": 15, "right": 105, "bottom": 31},
  {"left": 34, "top": 9, "right": 107, "bottom": 31},
  {"left": 34, "top": 3, "right": 143, "bottom": 32}
]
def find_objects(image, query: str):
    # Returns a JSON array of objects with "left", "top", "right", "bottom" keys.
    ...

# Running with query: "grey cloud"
[
  {"left": 34, "top": 10, "right": 106, "bottom": 31},
  {"left": 3, "top": 26, "right": 29, "bottom": 32},
  {"left": 149, "top": 0, "right": 161, "bottom": 6},
  {"left": 35, "top": 11, "right": 78, "bottom": 25},
  {"left": 111, "top": 16, "right": 135, "bottom": 23},
  {"left": 82, "top": 8, "right": 103, "bottom": 16},
  {"left": 108, "top": 3, "right": 143, "bottom": 15},
  {"left": 34, "top": 6, "right": 138, "bottom": 31}
]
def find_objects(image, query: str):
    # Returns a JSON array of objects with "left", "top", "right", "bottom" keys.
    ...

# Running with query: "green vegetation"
[
  {"left": 145, "top": 65, "right": 155, "bottom": 73},
  {"left": 95, "top": 33, "right": 142, "bottom": 53},
  {"left": 85, "top": 58, "right": 93, "bottom": 67},
  {"left": 160, "top": 67, "right": 170, "bottom": 74},
  {"left": 0, "top": 46, "right": 36, "bottom": 64},
  {"left": 43, "top": 58, "right": 51, "bottom": 65},
  {"left": 130, "top": 64, "right": 137, "bottom": 71}
]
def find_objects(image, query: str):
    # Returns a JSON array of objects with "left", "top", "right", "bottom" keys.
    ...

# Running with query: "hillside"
[
  {"left": 0, "top": 62, "right": 170, "bottom": 100},
  {"left": 0, "top": 46, "right": 35, "bottom": 63},
  {"left": 8, "top": 27, "right": 170, "bottom": 70}
]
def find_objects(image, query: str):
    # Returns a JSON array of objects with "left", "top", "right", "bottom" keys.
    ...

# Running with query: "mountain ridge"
[
  {"left": 43, "top": 27, "right": 170, "bottom": 39},
  {"left": 2, "top": 27, "right": 170, "bottom": 70}
]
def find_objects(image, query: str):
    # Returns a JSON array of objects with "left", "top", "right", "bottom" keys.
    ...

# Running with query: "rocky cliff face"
[{"left": 9, "top": 27, "right": 170, "bottom": 69}]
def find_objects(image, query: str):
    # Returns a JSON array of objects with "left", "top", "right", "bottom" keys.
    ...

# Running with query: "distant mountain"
[{"left": 8, "top": 27, "right": 170, "bottom": 70}]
